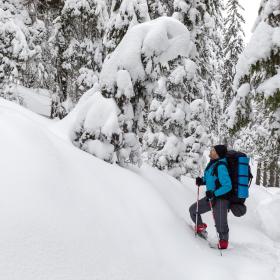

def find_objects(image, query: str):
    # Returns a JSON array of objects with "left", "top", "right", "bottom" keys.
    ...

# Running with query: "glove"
[
  {"left": 196, "top": 177, "right": 204, "bottom": 186},
  {"left": 206, "top": 190, "right": 215, "bottom": 201}
]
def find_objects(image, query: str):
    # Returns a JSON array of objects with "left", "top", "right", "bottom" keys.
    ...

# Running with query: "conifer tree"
[
  {"left": 227, "top": 0, "right": 280, "bottom": 186},
  {"left": 173, "top": 0, "right": 224, "bottom": 143},
  {"left": 98, "top": 17, "right": 195, "bottom": 169},
  {"left": 221, "top": 0, "right": 245, "bottom": 111},
  {"left": 172, "top": 0, "right": 224, "bottom": 173},
  {"left": 0, "top": 0, "right": 48, "bottom": 103},
  {"left": 51, "top": 0, "right": 109, "bottom": 117},
  {"left": 143, "top": 55, "right": 207, "bottom": 178},
  {"left": 220, "top": 0, "right": 245, "bottom": 144},
  {"left": 200, "top": 0, "right": 224, "bottom": 141}
]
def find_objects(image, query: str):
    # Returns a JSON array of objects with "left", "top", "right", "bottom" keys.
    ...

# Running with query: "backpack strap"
[
  {"left": 211, "top": 161, "right": 229, "bottom": 191},
  {"left": 212, "top": 161, "right": 228, "bottom": 177}
]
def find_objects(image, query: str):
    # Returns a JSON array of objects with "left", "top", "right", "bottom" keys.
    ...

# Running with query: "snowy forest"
[
  {"left": 0, "top": 0, "right": 279, "bottom": 186},
  {"left": 1, "top": 0, "right": 280, "bottom": 279}
]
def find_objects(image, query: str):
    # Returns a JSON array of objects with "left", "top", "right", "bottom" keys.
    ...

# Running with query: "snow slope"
[
  {"left": 12, "top": 85, "right": 51, "bottom": 117},
  {"left": 0, "top": 98, "right": 279, "bottom": 280}
]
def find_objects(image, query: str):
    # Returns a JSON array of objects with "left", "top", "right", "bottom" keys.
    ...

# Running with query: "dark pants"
[{"left": 189, "top": 197, "right": 230, "bottom": 241}]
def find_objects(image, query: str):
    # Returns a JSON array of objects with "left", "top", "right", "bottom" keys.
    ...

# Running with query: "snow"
[
  {"left": 103, "top": 0, "right": 150, "bottom": 53},
  {"left": 0, "top": 98, "right": 280, "bottom": 279},
  {"left": 86, "top": 139, "right": 115, "bottom": 161},
  {"left": 10, "top": 85, "right": 51, "bottom": 117},
  {"left": 116, "top": 70, "right": 134, "bottom": 99},
  {"left": 257, "top": 192, "right": 280, "bottom": 240},
  {"left": 234, "top": 21, "right": 280, "bottom": 88},
  {"left": 257, "top": 70, "right": 280, "bottom": 98},
  {"left": 81, "top": 91, "right": 120, "bottom": 137},
  {"left": 100, "top": 16, "right": 191, "bottom": 88},
  {"left": 227, "top": 83, "right": 250, "bottom": 129},
  {"left": 262, "top": 0, "right": 280, "bottom": 19},
  {"left": 56, "top": 87, "right": 122, "bottom": 162}
]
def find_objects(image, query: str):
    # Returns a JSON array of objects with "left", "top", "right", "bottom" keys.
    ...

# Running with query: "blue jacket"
[{"left": 202, "top": 158, "right": 232, "bottom": 197}]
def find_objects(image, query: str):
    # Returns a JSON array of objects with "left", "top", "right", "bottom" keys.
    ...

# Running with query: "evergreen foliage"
[
  {"left": 221, "top": 0, "right": 245, "bottom": 111},
  {"left": 51, "top": 0, "right": 108, "bottom": 117},
  {"left": 143, "top": 56, "right": 208, "bottom": 178},
  {"left": 2, "top": 0, "right": 279, "bottom": 184},
  {"left": 104, "top": 0, "right": 150, "bottom": 55},
  {"left": 147, "top": 0, "right": 173, "bottom": 19},
  {"left": 173, "top": 0, "right": 224, "bottom": 143},
  {"left": 220, "top": 0, "right": 245, "bottom": 145},
  {"left": 228, "top": 0, "right": 280, "bottom": 163},
  {"left": 0, "top": 0, "right": 48, "bottom": 102}
]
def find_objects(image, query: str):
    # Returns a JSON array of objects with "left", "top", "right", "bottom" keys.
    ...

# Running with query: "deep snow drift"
[{"left": 0, "top": 98, "right": 280, "bottom": 280}]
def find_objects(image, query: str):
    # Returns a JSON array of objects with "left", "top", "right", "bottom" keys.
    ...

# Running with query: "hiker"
[{"left": 189, "top": 145, "right": 232, "bottom": 250}]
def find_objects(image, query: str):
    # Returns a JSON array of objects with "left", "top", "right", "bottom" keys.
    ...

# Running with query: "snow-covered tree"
[
  {"left": 200, "top": 0, "right": 224, "bottom": 141},
  {"left": 227, "top": 0, "right": 280, "bottom": 186},
  {"left": 74, "top": 17, "right": 201, "bottom": 172},
  {"left": 143, "top": 56, "right": 208, "bottom": 178},
  {"left": 221, "top": 0, "right": 245, "bottom": 111},
  {"left": 72, "top": 86, "right": 123, "bottom": 163},
  {"left": 220, "top": 0, "right": 245, "bottom": 145},
  {"left": 0, "top": 0, "right": 48, "bottom": 103},
  {"left": 173, "top": 0, "right": 224, "bottom": 143},
  {"left": 50, "top": 0, "right": 109, "bottom": 117},
  {"left": 173, "top": 0, "right": 199, "bottom": 39},
  {"left": 104, "top": 0, "right": 150, "bottom": 55}
]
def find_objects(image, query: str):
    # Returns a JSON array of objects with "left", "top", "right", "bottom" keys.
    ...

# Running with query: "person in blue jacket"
[{"left": 189, "top": 145, "right": 232, "bottom": 249}]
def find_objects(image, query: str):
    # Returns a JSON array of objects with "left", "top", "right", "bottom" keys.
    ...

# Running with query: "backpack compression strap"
[{"left": 248, "top": 166, "right": 253, "bottom": 187}]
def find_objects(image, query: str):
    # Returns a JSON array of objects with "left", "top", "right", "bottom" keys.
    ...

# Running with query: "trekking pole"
[
  {"left": 209, "top": 199, "right": 222, "bottom": 256},
  {"left": 195, "top": 185, "right": 200, "bottom": 237}
]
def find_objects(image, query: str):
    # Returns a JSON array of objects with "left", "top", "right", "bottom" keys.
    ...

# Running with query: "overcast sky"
[{"left": 239, "top": 0, "right": 262, "bottom": 42}]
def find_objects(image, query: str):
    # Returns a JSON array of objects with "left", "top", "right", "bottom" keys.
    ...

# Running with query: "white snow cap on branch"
[
  {"left": 66, "top": 87, "right": 121, "bottom": 162},
  {"left": 227, "top": 83, "right": 250, "bottom": 129},
  {"left": 257, "top": 70, "right": 280, "bottom": 98},
  {"left": 235, "top": 8, "right": 280, "bottom": 89},
  {"left": 75, "top": 90, "right": 121, "bottom": 138},
  {"left": 100, "top": 16, "right": 191, "bottom": 89}
]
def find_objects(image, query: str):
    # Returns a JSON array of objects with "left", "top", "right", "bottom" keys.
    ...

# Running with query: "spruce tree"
[
  {"left": 220, "top": 0, "right": 245, "bottom": 144},
  {"left": 221, "top": 0, "right": 245, "bottom": 111},
  {"left": 228, "top": 0, "right": 280, "bottom": 186},
  {"left": 0, "top": 0, "right": 49, "bottom": 103},
  {"left": 200, "top": 0, "right": 224, "bottom": 141},
  {"left": 172, "top": 0, "right": 226, "bottom": 174},
  {"left": 143, "top": 57, "right": 207, "bottom": 178},
  {"left": 51, "top": 0, "right": 109, "bottom": 117},
  {"left": 97, "top": 17, "right": 196, "bottom": 169},
  {"left": 173, "top": 0, "right": 224, "bottom": 143}
]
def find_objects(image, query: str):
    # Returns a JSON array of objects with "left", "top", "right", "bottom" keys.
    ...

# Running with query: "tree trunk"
[
  {"left": 269, "top": 161, "right": 274, "bottom": 187},
  {"left": 256, "top": 161, "right": 261, "bottom": 186},
  {"left": 263, "top": 161, "right": 268, "bottom": 187},
  {"left": 276, "top": 164, "right": 280, "bottom": 187}
]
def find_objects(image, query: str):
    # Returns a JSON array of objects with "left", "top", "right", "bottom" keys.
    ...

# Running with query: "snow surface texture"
[
  {"left": 11, "top": 85, "right": 51, "bottom": 117},
  {"left": 0, "top": 98, "right": 280, "bottom": 280}
]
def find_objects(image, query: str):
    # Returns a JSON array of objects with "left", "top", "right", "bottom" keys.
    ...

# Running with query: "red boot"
[
  {"left": 218, "top": 239, "right": 228, "bottom": 249},
  {"left": 195, "top": 223, "right": 207, "bottom": 234}
]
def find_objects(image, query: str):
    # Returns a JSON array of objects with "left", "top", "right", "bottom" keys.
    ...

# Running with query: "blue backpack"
[{"left": 213, "top": 150, "right": 253, "bottom": 204}]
